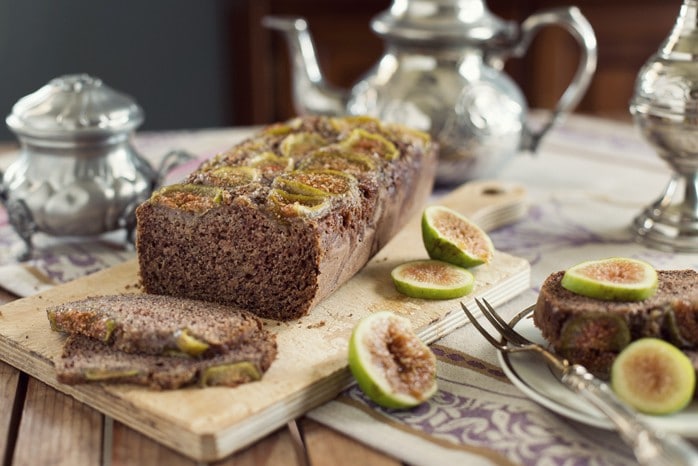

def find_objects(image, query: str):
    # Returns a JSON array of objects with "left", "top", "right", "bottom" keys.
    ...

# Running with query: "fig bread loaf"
[
  {"left": 534, "top": 269, "right": 698, "bottom": 377},
  {"left": 135, "top": 116, "right": 438, "bottom": 320},
  {"left": 48, "top": 293, "right": 277, "bottom": 390}
]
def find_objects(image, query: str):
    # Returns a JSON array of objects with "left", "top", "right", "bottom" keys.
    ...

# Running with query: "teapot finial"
[{"left": 263, "top": 16, "right": 347, "bottom": 116}]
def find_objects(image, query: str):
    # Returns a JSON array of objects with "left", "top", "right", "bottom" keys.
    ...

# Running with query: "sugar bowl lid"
[{"left": 6, "top": 74, "right": 144, "bottom": 141}]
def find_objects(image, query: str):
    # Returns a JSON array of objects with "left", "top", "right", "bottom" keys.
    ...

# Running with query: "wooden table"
[{"left": 0, "top": 287, "right": 402, "bottom": 466}]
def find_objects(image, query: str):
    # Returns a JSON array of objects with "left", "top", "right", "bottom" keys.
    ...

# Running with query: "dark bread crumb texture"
[{"left": 135, "top": 116, "right": 437, "bottom": 321}]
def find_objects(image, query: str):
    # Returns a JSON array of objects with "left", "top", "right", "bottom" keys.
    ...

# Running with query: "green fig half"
[
  {"left": 611, "top": 338, "right": 695, "bottom": 415},
  {"left": 391, "top": 260, "right": 475, "bottom": 300},
  {"left": 348, "top": 311, "right": 437, "bottom": 409},
  {"left": 421, "top": 205, "right": 494, "bottom": 268},
  {"left": 561, "top": 257, "right": 658, "bottom": 301}
]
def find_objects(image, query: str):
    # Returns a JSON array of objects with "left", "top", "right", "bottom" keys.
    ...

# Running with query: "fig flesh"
[
  {"left": 561, "top": 257, "right": 658, "bottom": 301},
  {"left": 421, "top": 205, "right": 494, "bottom": 268},
  {"left": 391, "top": 260, "right": 474, "bottom": 299},
  {"left": 348, "top": 311, "right": 437, "bottom": 408},
  {"left": 611, "top": 338, "right": 695, "bottom": 415}
]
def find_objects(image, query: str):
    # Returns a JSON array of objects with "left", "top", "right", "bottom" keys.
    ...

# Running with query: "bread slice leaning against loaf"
[
  {"left": 48, "top": 293, "right": 277, "bottom": 390},
  {"left": 533, "top": 269, "right": 698, "bottom": 378},
  {"left": 135, "top": 115, "right": 438, "bottom": 321}
]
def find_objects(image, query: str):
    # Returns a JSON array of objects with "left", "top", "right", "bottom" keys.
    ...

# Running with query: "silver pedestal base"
[{"left": 632, "top": 174, "right": 698, "bottom": 252}]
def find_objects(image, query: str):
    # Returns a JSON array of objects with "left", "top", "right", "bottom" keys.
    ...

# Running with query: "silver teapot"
[
  {"left": 0, "top": 74, "right": 192, "bottom": 259},
  {"left": 265, "top": 0, "right": 597, "bottom": 185}
]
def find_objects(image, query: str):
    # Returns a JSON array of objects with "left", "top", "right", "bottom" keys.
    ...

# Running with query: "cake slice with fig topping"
[{"left": 534, "top": 263, "right": 698, "bottom": 378}]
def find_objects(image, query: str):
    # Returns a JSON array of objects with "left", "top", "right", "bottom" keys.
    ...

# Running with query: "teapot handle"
[{"left": 512, "top": 6, "right": 597, "bottom": 152}]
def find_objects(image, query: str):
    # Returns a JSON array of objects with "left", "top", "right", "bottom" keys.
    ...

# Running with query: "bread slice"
[
  {"left": 135, "top": 116, "right": 437, "bottom": 320},
  {"left": 47, "top": 294, "right": 271, "bottom": 358},
  {"left": 533, "top": 269, "right": 698, "bottom": 377},
  {"left": 56, "top": 334, "right": 276, "bottom": 390}
]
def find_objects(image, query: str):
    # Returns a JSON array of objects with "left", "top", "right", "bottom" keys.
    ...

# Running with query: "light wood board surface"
[{"left": 0, "top": 180, "right": 530, "bottom": 462}]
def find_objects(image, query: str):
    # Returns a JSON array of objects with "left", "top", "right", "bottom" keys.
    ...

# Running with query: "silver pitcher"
[
  {"left": 265, "top": 0, "right": 597, "bottom": 185},
  {"left": 0, "top": 74, "right": 192, "bottom": 259}
]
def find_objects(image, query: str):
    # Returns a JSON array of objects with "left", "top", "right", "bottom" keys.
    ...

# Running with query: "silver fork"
[{"left": 462, "top": 298, "right": 698, "bottom": 466}]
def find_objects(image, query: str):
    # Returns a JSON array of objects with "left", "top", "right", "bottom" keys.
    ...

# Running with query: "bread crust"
[{"left": 135, "top": 116, "right": 437, "bottom": 320}]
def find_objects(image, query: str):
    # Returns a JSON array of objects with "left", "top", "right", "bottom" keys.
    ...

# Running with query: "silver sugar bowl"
[
  {"left": 631, "top": 0, "right": 698, "bottom": 252},
  {"left": 0, "top": 74, "right": 191, "bottom": 259}
]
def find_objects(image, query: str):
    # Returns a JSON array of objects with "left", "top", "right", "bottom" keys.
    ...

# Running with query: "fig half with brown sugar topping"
[{"left": 348, "top": 311, "right": 437, "bottom": 409}]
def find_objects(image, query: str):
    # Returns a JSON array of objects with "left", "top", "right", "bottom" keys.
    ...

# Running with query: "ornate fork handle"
[{"left": 561, "top": 363, "right": 698, "bottom": 466}]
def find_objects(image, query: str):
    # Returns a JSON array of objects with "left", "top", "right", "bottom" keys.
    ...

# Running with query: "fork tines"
[
  {"left": 461, "top": 298, "right": 531, "bottom": 350},
  {"left": 460, "top": 300, "right": 507, "bottom": 350}
]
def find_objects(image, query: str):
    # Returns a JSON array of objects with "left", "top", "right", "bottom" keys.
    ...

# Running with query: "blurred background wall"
[
  {"left": 0, "top": 0, "right": 240, "bottom": 141},
  {"left": 0, "top": 0, "right": 681, "bottom": 141},
  {"left": 243, "top": 0, "right": 679, "bottom": 125}
]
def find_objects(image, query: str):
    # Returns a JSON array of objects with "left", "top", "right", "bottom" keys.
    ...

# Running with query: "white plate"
[{"left": 498, "top": 308, "right": 698, "bottom": 437}]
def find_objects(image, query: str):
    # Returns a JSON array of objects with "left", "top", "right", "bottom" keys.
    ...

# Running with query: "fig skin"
[
  {"left": 348, "top": 311, "right": 437, "bottom": 409},
  {"left": 561, "top": 257, "right": 658, "bottom": 302},
  {"left": 421, "top": 205, "right": 494, "bottom": 268},
  {"left": 611, "top": 338, "right": 695, "bottom": 415}
]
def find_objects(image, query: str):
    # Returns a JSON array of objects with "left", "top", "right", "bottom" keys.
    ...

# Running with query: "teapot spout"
[{"left": 263, "top": 16, "right": 348, "bottom": 116}]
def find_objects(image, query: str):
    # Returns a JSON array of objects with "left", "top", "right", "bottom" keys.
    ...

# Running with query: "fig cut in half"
[
  {"left": 561, "top": 257, "right": 658, "bottom": 301},
  {"left": 611, "top": 338, "right": 695, "bottom": 415},
  {"left": 391, "top": 259, "right": 475, "bottom": 299},
  {"left": 348, "top": 311, "right": 437, "bottom": 409},
  {"left": 422, "top": 205, "right": 494, "bottom": 268}
]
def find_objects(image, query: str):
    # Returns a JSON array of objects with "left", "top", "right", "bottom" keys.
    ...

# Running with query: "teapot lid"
[
  {"left": 371, "top": 0, "right": 518, "bottom": 47},
  {"left": 6, "top": 74, "right": 144, "bottom": 140}
]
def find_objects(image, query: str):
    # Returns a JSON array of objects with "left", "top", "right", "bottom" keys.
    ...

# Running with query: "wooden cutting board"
[{"left": 0, "top": 180, "right": 530, "bottom": 462}]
